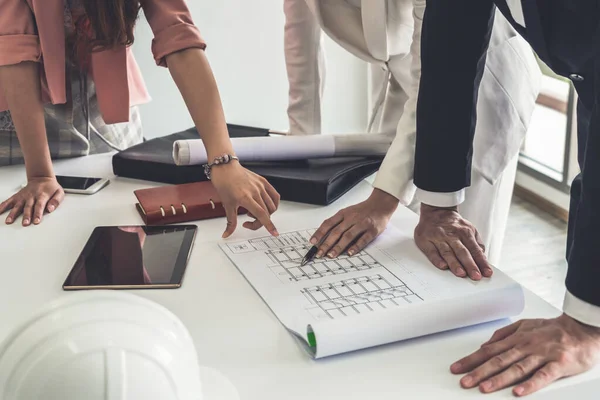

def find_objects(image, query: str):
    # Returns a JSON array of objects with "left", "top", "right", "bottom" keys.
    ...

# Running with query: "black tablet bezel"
[{"left": 63, "top": 224, "right": 197, "bottom": 290}]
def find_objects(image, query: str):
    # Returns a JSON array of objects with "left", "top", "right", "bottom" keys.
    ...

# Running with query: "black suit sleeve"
[
  {"left": 413, "top": 0, "right": 496, "bottom": 193},
  {"left": 566, "top": 99, "right": 600, "bottom": 308}
]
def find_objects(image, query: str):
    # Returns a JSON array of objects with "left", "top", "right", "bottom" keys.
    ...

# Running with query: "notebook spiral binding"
[{"left": 157, "top": 200, "right": 216, "bottom": 217}]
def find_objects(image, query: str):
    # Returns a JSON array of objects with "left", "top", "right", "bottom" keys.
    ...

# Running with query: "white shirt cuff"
[
  {"left": 563, "top": 291, "right": 600, "bottom": 328},
  {"left": 415, "top": 188, "right": 466, "bottom": 208}
]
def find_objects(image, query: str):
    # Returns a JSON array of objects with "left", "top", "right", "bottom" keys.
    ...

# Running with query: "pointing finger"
[
  {"left": 222, "top": 205, "right": 238, "bottom": 238},
  {"left": 243, "top": 198, "right": 278, "bottom": 236}
]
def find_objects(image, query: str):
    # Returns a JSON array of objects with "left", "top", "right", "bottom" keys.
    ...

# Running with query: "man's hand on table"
[
  {"left": 452, "top": 313, "right": 600, "bottom": 396},
  {"left": 309, "top": 188, "right": 399, "bottom": 258},
  {"left": 414, "top": 203, "right": 492, "bottom": 280},
  {"left": 0, "top": 177, "right": 64, "bottom": 226}
]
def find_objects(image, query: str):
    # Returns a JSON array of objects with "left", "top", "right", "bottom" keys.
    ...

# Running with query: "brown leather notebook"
[{"left": 133, "top": 181, "right": 245, "bottom": 225}]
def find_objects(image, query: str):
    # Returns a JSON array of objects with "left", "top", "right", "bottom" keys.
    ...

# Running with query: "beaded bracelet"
[{"left": 203, "top": 154, "right": 239, "bottom": 180}]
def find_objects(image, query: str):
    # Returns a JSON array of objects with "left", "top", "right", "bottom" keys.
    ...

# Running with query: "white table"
[{"left": 1, "top": 154, "right": 599, "bottom": 399}]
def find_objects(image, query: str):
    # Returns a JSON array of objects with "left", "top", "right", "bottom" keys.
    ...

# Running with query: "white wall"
[{"left": 131, "top": 1, "right": 368, "bottom": 139}]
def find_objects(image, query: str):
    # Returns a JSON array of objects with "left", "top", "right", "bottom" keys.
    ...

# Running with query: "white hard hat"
[{"left": 0, "top": 291, "right": 239, "bottom": 400}]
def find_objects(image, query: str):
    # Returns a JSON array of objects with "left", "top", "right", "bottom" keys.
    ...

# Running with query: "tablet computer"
[{"left": 63, "top": 225, "right": 197, "bottom": 290}]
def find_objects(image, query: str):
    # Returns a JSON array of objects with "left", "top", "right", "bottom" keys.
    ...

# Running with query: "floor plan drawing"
[
  {"left": 267, "top": 248, "right": 382, "bottom": 283},
  {"left": 220, "top": 226, "right": 526, "bottom": 359},
  {"left": 227, "top": 230, "right": 384, "bottom": 283},
  {"left": 226, "top": 230, "right": 316, "bottom": 253},
  {"left": 301, "top": 274, "right": 423, "bottom": 320}
]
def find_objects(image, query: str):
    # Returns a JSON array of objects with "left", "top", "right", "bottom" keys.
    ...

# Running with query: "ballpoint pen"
[
  {"left": 300, "top": 229, "right": 334, "bottom": 266},
  {"left": 300, "top": 226, "right": 341, "bottom": 266},
  {"left": 300, "top": 244, "right": 319, "bottom": 266}
]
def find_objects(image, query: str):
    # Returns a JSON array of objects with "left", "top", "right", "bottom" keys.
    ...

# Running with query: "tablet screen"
[{"left": 63, "top": 225, "right": 197, "bottom": 290}]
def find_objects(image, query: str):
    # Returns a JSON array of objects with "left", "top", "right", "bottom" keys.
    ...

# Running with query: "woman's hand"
[
  {"left": 166, "top": 49, "right": 281, "bottom": 238},
  {"left": 309, "top": 188, "right": 399, "bottom": 258},
  {"left": 0, "top": 177, "right": 64, "bottom": 226},
  {"left": 210, "top": 162, "right": 280, "bottom": 238}
]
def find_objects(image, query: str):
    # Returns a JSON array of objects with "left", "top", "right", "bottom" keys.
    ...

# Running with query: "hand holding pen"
[{"left": 300, "top": 190, "right": 398, "bottom": 264}]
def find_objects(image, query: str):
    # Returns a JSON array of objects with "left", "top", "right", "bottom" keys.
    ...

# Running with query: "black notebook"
[{"left": 112, "top": 125, "right": 383, "bottom": 205}]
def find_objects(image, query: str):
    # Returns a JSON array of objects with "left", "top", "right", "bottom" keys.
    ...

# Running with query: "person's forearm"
[
  {"left": 166, "top": 49, "right": 233, "bottom": 160},
  {"left": 0, "top": 62, "right": 53, "bottom": 178},
  {"left": 413, "top": 0, "right": 495, "bottom": 193},
  {"left": 369, "top": 188, "right": 400, "bottom": 211}
]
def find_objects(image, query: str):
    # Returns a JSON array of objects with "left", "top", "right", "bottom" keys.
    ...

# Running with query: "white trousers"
[
  {"left": 369, "top": 65, "right": 518, "bottom": 267},
  {"left": 284, "top": 0, "right": 520, "bottom": 266},
  {"left": 403, "top": 152, "right": 518, "bottom": 266},
  {"left": 461, "top": 153, "right": 518, "bottom": 267}
]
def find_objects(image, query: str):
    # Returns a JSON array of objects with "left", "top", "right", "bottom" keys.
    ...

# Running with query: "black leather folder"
[{"left": 112, "top": 125, "right": 383, "bottom": 205}]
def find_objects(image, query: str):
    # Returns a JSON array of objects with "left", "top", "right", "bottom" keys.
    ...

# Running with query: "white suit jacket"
[{"left": 283, "top": 0, "right": 542, "bottom": 204}]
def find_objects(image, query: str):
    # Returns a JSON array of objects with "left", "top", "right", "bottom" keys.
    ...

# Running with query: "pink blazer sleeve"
[
  {"left": 0, "top": 0, "right": 41, "bottom": 67},
  {"left": 140, "top": 0, "right": 207, "bottom": 67}
]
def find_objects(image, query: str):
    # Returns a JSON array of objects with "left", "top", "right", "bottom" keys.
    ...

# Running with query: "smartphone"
[{"left": 22, "top": 175, "right": 110, "bottom": 195}]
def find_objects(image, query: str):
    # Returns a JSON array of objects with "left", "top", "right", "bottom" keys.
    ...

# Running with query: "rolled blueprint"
[{"left": 172, "top": 133, "right": 394, "bottom": 166}]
